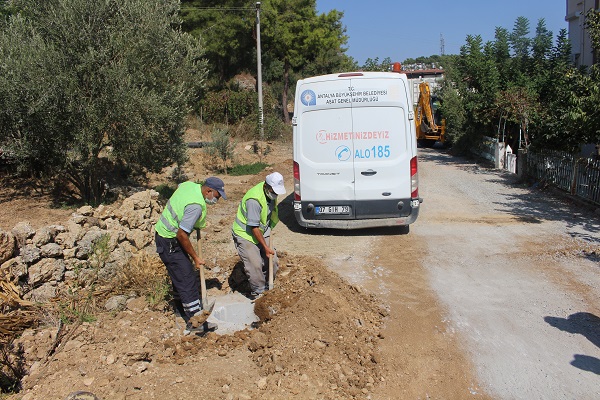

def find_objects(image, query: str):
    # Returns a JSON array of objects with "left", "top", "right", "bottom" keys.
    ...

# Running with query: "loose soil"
[
  {"left": 2, "top": 132, "right": 598, "bottom": 399},
  {"left": 1, "top": 134, "right": 482, "bottom": 400}
]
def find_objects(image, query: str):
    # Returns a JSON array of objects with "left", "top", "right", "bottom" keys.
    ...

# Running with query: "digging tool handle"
[
  {"left": 196, "top": 229, "right": 208, "bottom": 310},
  {"left": 268, "top": 231, "right": 274, "bottom": 290}
]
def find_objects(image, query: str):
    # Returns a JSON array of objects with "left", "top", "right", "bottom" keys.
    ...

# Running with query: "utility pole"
[{"left": 256, "top": 2, "right": 264, "bottom": 143}]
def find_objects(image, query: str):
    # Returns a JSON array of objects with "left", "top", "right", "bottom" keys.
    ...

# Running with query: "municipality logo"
[{"left": 300, "top": 90, "right": 316, "bottom": 106}]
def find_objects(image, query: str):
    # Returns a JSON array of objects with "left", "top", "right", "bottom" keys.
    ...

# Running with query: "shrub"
[
  {"left": 203, "top": 128, "right": 236, "bottom": 173},
  {"left": 228, "top": 162, "right": 269, "bottom": 176}
]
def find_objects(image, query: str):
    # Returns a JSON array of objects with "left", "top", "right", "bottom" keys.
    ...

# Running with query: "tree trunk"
[{"left": 282, "top": 60, "right": 290, "bottom": 124}]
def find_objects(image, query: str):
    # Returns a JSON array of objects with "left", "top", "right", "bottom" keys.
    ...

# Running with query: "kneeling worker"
[
  {"left": 232, "top": 172, "right": 286, "bottom": 299},
  {"left": 154, "top": 177, "right": 227, "bottom": 334}
]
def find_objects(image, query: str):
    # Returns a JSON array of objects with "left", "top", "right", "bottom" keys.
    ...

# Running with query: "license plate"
[{"left": 316, "top": 205, "right": 350, "bottom": 215}]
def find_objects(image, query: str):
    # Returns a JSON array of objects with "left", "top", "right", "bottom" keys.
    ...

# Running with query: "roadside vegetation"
[
  {"left": 3, "top": 1, "right": 596, "bottom": 207},
  {"left": 427, "top": 14, "right": 599, "bottom": 155}
]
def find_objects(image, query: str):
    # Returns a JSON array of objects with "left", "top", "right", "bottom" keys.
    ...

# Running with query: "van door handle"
[{"left": 361, "top": 170, "right": 377, "bottom": 176}]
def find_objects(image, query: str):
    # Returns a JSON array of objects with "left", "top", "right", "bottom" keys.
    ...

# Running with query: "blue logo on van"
[
  {"left": 300, "top": 90, "right": 316, "bottom": 106},
  {"left": 336, "top": 145, "right": 351, "bottom": 161}
]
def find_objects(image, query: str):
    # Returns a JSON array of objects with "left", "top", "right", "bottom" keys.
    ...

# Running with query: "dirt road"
[
  {"left": 5, "top": 144, "right": 600, "bottom": 399},
  {"left": 276, "top": 147, "right": 600, "bottom": 399}
]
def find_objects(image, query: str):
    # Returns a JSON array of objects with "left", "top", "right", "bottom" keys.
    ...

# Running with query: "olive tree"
[{"left": 0, "top": 0, "right": 207, "bottom": 204}]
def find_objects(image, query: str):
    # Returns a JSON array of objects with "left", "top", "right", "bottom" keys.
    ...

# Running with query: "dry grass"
[
  {"left": 0, "top": 280, "right": 38, "bottom": 344},
  {"left": 116, "top": 253, "right": 170, "bottom": 309}
]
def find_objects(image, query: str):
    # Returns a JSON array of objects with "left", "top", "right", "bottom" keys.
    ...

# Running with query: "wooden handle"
[
  {"left": 268, "top": 232, "right": 274, "bottom": 290},
  {"left": 196, "top": 229, "right": 208, "bottom": 309}
]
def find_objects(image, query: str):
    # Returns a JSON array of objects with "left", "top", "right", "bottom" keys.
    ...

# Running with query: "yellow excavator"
[{"left": 415, "top": 81, "right": 446, "bottom": 147}]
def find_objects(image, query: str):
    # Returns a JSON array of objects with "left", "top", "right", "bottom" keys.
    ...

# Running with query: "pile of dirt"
[
  {"left": 2, "top": 137, "right": 388, "bottom": 399},
  {"left": 13, "top": 253, "right": 384, "bottom": 400}
]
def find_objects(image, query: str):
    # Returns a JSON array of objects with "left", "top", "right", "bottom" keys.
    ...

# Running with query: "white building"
[
  {"left": 402, "top": 69, "right": 445, "bottom": 107},
  {"left": 566, "top": 0, "right": 599, "bottom": 67}
]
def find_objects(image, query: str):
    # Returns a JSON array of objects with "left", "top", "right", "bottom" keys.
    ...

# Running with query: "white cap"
[{"left": 265, "top": 172, "right": 286, "bottom": 195}]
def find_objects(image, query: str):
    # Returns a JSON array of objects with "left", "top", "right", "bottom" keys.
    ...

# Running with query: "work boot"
[
  {"left": 246, "top": 291, "right": 264, "bottom": 302},
  {"left": 183, "top": 321, "right": 218, "bottom": 336}
]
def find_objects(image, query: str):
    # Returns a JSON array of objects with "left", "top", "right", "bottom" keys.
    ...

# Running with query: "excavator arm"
[{"left": 415, "top": 82, "right": 445, "bottom": 147}]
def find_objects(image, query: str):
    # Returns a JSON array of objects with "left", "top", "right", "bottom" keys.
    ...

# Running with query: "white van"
[{"left": 292, "top": 66, "right": 421, "bottom": 230}]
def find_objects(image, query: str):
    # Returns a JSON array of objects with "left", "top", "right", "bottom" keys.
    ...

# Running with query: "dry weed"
[{"left": 116, "top": 253, "right": 170, "bottom": 309}]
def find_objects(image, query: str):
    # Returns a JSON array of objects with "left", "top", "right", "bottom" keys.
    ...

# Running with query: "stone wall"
[{"left": 0, "top": 190, "right": 162, "bottom": 303}]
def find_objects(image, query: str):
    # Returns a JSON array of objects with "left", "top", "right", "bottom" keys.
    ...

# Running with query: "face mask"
[
  {"left": 206, "top": 194, "right": 218, "bottom": 204},
  {"left": 266, "top": 191, "right": 278, "bottom": 201}
]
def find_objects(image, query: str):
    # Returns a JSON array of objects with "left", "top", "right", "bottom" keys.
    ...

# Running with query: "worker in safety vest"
[
  {"left": 231, "top": 172, "right": 286, "bottom": 299},
  {"left": 154, "top": 177, "right": 226, "bottom": 334}
]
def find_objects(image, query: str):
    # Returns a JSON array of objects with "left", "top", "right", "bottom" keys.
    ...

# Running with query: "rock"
[
  {"left": 63, "top": 248, "right": 77, "bottom": 259},
  {"left": 76, "top": 205, "right": 94, "bottom": 216},
  {"left": 75, "top": 229, "right": 107, "bottom": 259},
  {"left": 132, "top": 361, "right": 149, "bottom": 373},
  {"left": 26, "top": 282, "right": 57, "bottom": 302},
  {"left": 126, "top": 296, "right": 147, "bottom": 311},
  {"left": 257, "top": 377, "right": 267, "bottom": 390},
  {"left": 107, "top": 244, "right": 132, "bottom": 268},
  {"left": 71, "top": 213, "right": 87, "bottom": 225},
  {"left": 83, "top": 216, "right": 103, "bottom": 229},
  {"left": 105, "top": 295, "right": 128, "bottom": 311},
  {"left": 21, "top": 393, "right": 35, "bottom": 400},
  {"left": 20, "top": 245, "right": 42, "bottom": 264},
  {"left": 55, "top": 231, "right": 78, "bottom": 249},
  {"left": 0, "top": 229, "right": 16, "bottom": 264},
  {"left": 66, "top": 220, "right": 85, "bottom": 241},
  {"left": 11, "top": 221, "right": 35, "bottom": 246},
  {"left": 123, "top": 351, "right": 150, "bottom": 366},
  {"left": 247, "top": 331, "right": 267, "bottom": 352},
  {"left": 28, "top": 258, "right": 65, "bottom": 285},
  {"left": 32, "top": 227, "right": 52, "bottom": 247},
  {"left": 116, "top": 190, "right": 158, "bottom": 229},
  {"left": 82, "top": 377, "right": 95, "bottom": 386},
  {"left": 40, "top": 243, "right": 63, "bottom": 258},
  {"left": 105, "top": 227, "right": 126, "bottom": 246},
  {"left": 127, "top": 228, "right": 152, "bottom": 250},
  {"left": 77, "top": 268, "right": 99, "bottom": 287}
]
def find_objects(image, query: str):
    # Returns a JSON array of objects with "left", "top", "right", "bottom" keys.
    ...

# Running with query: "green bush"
[
  {"left": 203, "top": 128, "right": 236, "bottom": 173},
  {"left": 0, "top": 0, "right": 206, "bottom": 205},
  {"left": 155, "top": 183, "right": 176, "bottom": 201},
  {"left": 228, "top": 162, "right": 269, "bottom": 176},
  {"left": 201, "top": 89, "right": 256, "bottom": 124}
]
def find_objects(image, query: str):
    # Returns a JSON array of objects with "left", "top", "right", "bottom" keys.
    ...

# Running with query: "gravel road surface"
[{"left": 279, "top": 146, "right": 600, "bottom": 399}]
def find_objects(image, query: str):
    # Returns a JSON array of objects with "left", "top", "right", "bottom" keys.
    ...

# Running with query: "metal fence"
[{"left": 526, "top": 150, "right": 600, "bottom": 205}]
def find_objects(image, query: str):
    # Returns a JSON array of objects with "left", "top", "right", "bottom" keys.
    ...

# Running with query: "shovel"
[
  {"left": 195, "top": 229, "right": 215, "bottom": 314},
  {"left": 268, "top": 230, "right": 274, "bottom": 290}
]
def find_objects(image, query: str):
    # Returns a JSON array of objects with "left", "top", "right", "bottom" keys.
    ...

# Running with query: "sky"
[{"left": 316, "top": 0, "right": 568, "bottom": 65}]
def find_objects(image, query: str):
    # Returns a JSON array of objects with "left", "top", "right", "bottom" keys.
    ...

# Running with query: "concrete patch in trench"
[{"left": 206, "top": 292, "right": 259, "bottom": 335}]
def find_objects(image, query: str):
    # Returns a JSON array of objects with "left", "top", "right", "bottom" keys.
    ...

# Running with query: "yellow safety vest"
[
  {"left": 155, "top": 181, "right": 207, "bottom": 238},
  {"left": 232, "top": 181, "right": 279, "bottom": 244}
]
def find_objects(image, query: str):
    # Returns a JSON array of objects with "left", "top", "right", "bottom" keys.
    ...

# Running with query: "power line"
[{"left": 180, "top": 7, "right": 255, "bottom": 12}]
